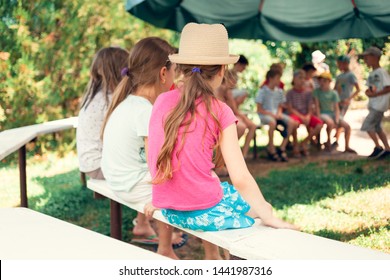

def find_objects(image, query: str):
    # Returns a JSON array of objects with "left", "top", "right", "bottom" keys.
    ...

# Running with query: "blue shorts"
[{"left": 161, "top": 182, "right": 255, "bottom": 231}]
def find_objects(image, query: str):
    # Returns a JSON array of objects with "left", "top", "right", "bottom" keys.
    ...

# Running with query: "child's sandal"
[
  {"left": 277, "top": 148, "right": 289, "bottom": 162},
  {"left": 301, "top": 145, "right": 310, "bottom": 156},
  {"left": 267, "top": 149, "right": 281, "bottom": 161},
  {"left": 292, "top": 148, "right": 301, "bottom": 158},
  {"left": 301, "top": 149, "right": 310, "bottom": 156}
]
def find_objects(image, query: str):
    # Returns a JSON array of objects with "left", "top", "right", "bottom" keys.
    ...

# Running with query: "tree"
[{"left": 0, "top": 0, "right": 176, "bottom": 131}]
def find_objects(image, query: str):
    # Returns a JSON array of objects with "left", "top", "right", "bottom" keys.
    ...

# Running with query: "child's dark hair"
[
  {"left": 266, "top": 69, "right": 282, "bottom": 80},
  {"left": 237, "top": 55, "right": 249, "bottom": 65},
  {"left": 302, "top": 63, "right": 317, "bottom": 72},
  {"left": 80, "top": 47, "right": 129, "bottom": 110},
  {"left": 292, "top": 69, "right": 305, "bottom": 85}
]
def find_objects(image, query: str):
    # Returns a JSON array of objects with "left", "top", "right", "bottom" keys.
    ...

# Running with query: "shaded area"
[
  {"left": 30, "top": 168, "right": 137, "bottom": 242},
  {"left": 256, "top": 159, "right": 390, "bottom": 208},
  {"left": 313, "top": 224, "right": 390, "bottom": 243}
]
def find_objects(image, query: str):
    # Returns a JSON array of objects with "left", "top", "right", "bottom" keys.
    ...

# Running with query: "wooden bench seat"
[
  {"left": 0, "top": 117, "right": 79, "bottom": 207},
  {"left": 87, "top": 178, "right": 390, "bottom": 260}
]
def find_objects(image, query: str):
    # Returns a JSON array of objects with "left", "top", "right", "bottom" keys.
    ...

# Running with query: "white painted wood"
[
  {"left": 0, "top": 207, "right": 169, "bottom": 259},
  {"left": 229, "top": 227, "right": 390, "bottom": 260},
  {"left": 87, "top": 179, "right": 390, "bottom": 260},
  {"left": 0, "top": 117, "right": 78, "bottom": 160}
]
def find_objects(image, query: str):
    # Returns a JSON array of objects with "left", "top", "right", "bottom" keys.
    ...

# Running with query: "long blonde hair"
[
  {"left": 153, "top": 64, "right": 225, "bottom": 184},
  {"left": 101, "top": 37, "right": 175, "bottom": 137},
  {"left": 80, "top": 47, "right": 129, "bottom": 110}
]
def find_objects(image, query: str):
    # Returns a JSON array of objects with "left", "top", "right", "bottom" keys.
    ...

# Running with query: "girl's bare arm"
[{"left": 220, "top": 124, "right": 298, "bottom": 230}]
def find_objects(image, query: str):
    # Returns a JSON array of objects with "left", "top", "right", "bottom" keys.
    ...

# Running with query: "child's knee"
[{"left": 268, "top": 121, "right": 277, "bottom": 128}]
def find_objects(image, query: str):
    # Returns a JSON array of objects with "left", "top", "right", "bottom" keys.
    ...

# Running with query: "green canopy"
[{"left": 126, "top": 0, "right": 390, "bottom": 42}]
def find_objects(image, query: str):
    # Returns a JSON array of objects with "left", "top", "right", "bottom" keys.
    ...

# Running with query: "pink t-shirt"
[{"left": 148, "top": 89, "right": 237, "bottom": 211}]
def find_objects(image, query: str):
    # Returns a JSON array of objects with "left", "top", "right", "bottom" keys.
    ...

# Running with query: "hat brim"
[{"left": 169, "top": 54, "right": 239, "bottom": 65}]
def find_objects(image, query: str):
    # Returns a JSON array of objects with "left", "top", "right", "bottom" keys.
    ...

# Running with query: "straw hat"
[
  {"left": 169, "top": 23, "right": 239, "bottom": 65},
  {"left": 318, "top": 71, "right": 332, "bottom": 81}
]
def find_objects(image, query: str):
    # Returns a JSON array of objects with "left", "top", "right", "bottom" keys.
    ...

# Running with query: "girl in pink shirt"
[{"left": 146, "top": 23, "right": 297, "bottom": 259}]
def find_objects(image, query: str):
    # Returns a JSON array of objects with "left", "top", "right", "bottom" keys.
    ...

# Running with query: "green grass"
[
  {"left": 1, "top": 151, "right": 389, "bottom": 254},
  {"left": 256, "top": 159, "right": 390, "bottom": 253}
]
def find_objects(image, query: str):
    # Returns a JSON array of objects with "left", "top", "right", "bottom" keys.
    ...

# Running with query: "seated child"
[
  {"left": 146, "top": 23, "right": 297, "bottom": 260},
  {"left": 255, "top": 69, "right": 299, "bottom": 161},
  {"left": 230, "top": 55, "right": 249, "bottom": 104},
  {"left": 101, "top": 37, "right": 186, "bottom": 259},
  {"left": 216, "top": 70, "right": 257, "bottom": 160},
  {"left": 286, "top": 70, "right": 323, "bottom": 156},
  {"left": 302, "top": 63, "right": 317, "bottom": 93},
  {"left": 313, "top": 72, "right": 356, "bottom": 153},
  {"left": 77, "top": 47, "right": 129, "bottom": 180}
]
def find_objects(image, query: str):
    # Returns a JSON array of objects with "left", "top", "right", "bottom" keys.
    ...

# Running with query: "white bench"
[
  {"left": 0, "top": 117, "right": 79, "bottom": 207},
  {"left": 87, "top": 178, "right": 390, "bottom": 260},
  {"left": 0, "top": 207, "right": 169, "bottom": 259}
]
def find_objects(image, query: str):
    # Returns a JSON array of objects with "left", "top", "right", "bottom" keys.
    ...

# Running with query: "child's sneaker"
[
  {"left": 377, "top": 150, "right": 390, "bottom": 160},
  {"left": 368, "top": 147, "right": 385, "bottom": 159},
  {"left": 324, "top": 142, "right": 332, "bottom": 153}
]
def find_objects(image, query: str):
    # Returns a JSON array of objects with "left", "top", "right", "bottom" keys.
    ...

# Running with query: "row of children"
[
  {"left": 76, "top": 23, "right": 297, "bottom": 260},
  {"left": 221, "top": 47, "right": 390, "bottom": 162}
]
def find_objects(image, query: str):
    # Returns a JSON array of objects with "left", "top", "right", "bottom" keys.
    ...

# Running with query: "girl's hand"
[
  {"left": 258, "top": 202, "right": 299, "bottom": 230},
  {"left": 144, "top": 203, "right": 159, "bottom": 219},
  {"left": 262, "top": 216, "right": 300, "bottom": 231}
]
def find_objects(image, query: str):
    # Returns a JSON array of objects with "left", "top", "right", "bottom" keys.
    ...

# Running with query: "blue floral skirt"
[{"left": 161, "top": 181, "right": 255, "bottom": 231}]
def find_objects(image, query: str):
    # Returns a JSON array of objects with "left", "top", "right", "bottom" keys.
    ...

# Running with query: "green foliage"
[
  {"left": 1, "top": 0, "right": 389, "bottom": 156},
  {"left": 0, "top": 0, "right": 176, "bottom": 132}
]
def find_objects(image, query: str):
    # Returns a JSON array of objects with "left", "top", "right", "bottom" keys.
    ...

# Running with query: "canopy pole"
[
  {"left": 258, "top": 0, "right": 265, "bottom": 13},
  {"left": 351, "top": 0, "right": 360, "bottom": 17}
]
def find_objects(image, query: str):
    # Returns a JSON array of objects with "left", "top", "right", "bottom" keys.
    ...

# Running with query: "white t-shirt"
[
  {"left": 367, "top": 67, "right": 390, "bottom": 112},
  {"left": 77, "top": 91, "right": 111, "bottom": 173},
  {"left": 101, "top": 95, "right": 152, "bottom": 192},
  {"left": 255, "top": 85, "right": 285, "bottom": 115}
]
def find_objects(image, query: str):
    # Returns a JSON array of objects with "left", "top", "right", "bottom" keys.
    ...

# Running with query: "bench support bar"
[
  {"left": 110, "top": 200, "right": 122, "bottom": 240},
  {"left": 18, "top": 145, "right": 27, "bottom": 208}
]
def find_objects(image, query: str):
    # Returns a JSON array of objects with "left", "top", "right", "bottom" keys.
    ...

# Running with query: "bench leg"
[
  {"left": 110, "top": 200, "right": 122, "bottom": 240},
  {"left": 80, "top": 172, "right": 87, "bottom": 188},
  {"left": 18, "top": 145, "right": 28, "bottom": 208}
]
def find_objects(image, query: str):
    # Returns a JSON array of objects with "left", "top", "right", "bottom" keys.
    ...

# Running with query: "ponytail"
[
  {"left": 100, "top": 74, "right": 135, "bottom": 138},
  {"left": 100, "top": 37, "right": 175, "bottom": 139}
]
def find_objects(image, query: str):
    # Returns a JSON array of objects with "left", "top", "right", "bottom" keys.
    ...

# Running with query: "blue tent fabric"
[{"left": 125, "top": 0, "right": 390, "bottom": 42}]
